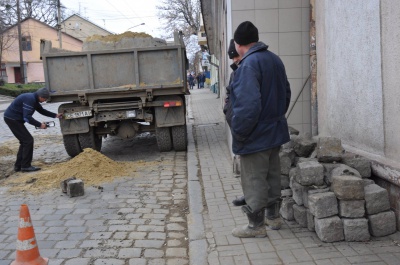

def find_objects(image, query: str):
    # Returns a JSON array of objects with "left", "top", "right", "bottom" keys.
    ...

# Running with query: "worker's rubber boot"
[
  {"left": 265, "top": 201, "right": 282, "bottom": 230},
  {"left": 232, "top": 207, "right": 267, "bottom": 238},
  {"left": 232, "top": 195, "right": 246, "bottom": 206}
]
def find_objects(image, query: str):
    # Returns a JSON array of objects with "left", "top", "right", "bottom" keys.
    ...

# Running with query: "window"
[{"left": 22, "top": 35, "right": 32, "bottom": 51}]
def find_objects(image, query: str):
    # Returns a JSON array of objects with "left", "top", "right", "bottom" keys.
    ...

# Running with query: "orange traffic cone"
[{"left": 11, "top": 204, "right": 48, "bottom": 265}]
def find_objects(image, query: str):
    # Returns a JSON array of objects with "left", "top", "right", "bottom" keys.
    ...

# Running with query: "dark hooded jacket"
[
  {"left": 4, "top": 92, "right": 56, "bottom": 128},
  {"left": 230, "top": 42, "right": 291, "bottom": 155}
]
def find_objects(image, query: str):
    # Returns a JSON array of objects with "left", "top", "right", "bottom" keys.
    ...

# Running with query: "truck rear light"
[{"left": 164, "top": 101, "right": 182, "bottom": 107}]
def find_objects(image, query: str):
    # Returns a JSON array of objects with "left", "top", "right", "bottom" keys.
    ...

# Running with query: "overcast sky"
[{"left": 61, "top": 0, "right": 164, "bottom": 37}]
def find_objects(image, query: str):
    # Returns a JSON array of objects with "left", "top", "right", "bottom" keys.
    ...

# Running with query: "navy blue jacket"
[
  {"left": 4, "top": 92, "right": 56, "bottom": 128},
  {"left": 230, "top": 42, "right": 291, "bottom": 155}
]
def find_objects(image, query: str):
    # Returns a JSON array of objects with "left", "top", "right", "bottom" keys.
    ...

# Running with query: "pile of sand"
[
  {"left": 82, "top": 31, "right": 166, "bottom": 51},
  {"left": 0, "top": 146, "right": 16, "bottom": 156},
  {"left": 3, "top": 148, "right": 153, "bottom": 194}
]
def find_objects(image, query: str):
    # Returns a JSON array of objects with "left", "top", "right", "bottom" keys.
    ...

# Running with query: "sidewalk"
[{"left": 187, "top": 88, "right": 400, "bottom": 265}]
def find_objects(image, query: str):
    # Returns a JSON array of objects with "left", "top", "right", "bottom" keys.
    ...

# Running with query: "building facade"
[
  {"left": 201, "top": 0, "right": 400, "bottom": 230},
  {"left": 1, "top": 18, "right": 82, "bottom": 84}
]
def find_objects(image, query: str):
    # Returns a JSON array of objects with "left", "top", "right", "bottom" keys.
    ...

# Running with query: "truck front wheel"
[
  {"left": 63, "top": 134, "right": 82, "bottom": 157},
  {"left": 156, "top": 126, "right": 172, "bottom": 152},
  {"left": 172, "top": 125, "right": 187, "bottom": 151},
  {"left": 79, "top": 127, "right": 102, "bottom": 151}
]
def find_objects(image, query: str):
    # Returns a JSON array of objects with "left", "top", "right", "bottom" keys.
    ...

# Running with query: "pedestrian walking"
[
  {"left": 3, "top": 87, "right": 63, "bottom": 172},
  {"left": 188, "top": 73, "right": 195, "bottom": 90},
  {"left": 229, "top": 21, "right": 291, "bottom": 238}
]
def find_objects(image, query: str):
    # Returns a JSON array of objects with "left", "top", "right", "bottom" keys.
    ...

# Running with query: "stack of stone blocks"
[{"left": 279, "top": 129, "right": 397, "bottom": 242}]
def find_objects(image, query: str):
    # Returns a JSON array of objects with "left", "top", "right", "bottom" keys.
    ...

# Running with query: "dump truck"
[{"left": 40, "top": 32, "right": 189, "bottom": 157}]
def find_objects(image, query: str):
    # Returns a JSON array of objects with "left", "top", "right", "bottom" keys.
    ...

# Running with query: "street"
[
  {"left": 1, "top": 89, "right": 400, "bottom": 265},
  {"left": 0, "top": 101, "right": 189, "bottom": 264}
]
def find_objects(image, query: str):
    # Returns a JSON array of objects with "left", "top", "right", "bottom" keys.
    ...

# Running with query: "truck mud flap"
[
  {"left": 60, "top": 118, "right": 89, "bottom": 135},
  {"left": 154, "top": 96, "right": 185, "bottom": 127}
]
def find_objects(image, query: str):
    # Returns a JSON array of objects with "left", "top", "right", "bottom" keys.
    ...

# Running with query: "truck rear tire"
[
  {"left": 63, "top": 134, "right": 82, "bottom": 157},
  {"left": 79, "top": 127, "right": 102, "bottom": 151},
  {"left": 172, "top": 125, "right": 187, "bottom": 151},
  {"left": 156, "top": 126, "right": 172, "bottom": 152}
]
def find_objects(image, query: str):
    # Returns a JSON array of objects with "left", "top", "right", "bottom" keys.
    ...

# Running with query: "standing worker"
[
  {"left": 4, "top": 87, "right": 63, "bottom": 172},
  {"left": 230, "top": 21, "right": 291, "bottom": 238}
]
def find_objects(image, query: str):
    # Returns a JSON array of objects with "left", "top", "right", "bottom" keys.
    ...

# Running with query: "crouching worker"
[
  {"left": 4, "top": 87, "right": 63, "bottom": 172},
  {"left": 230, "top": 21, "right": 291, "bottom": 238}
]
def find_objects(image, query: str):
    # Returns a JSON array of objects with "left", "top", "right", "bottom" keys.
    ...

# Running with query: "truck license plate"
[{"left": 65, "top": 110, "right": 92, "bottom": 119}]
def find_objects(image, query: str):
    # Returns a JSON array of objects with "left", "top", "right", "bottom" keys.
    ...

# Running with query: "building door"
[{"left": 14, "top": 67, "right": 22, "bottom": 83}]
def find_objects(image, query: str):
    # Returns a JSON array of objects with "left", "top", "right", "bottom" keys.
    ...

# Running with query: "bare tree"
[
  {"left": 156, "top": 0, "right": 201, "bottom": 66},
  {"left": 157, "top": 0, "right": 200, "bottom": 37},
  {"left": 0, "top": 0, "right": 60, "bottom": 27}
]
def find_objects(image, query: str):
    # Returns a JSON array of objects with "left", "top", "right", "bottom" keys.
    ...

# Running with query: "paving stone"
[
  {"left": 368, "top": 211, "right": 397, "bottom": 237},
  {"left": 314, "top": 216, "right": 344, "bottom": 243},
  {"left": 338, "top": 200, "right": 365, "bottom": 218},
  {"left": 364, "top": 184, "right": 390, "bottom": 215},
  {"left": 332, "top": 175, "right": 364, "bottom": 200},
  {"left": 308, "top": 192, "right": 338, "bottom": 218},
  {"left": 296, "top": 161, "right": 324, "bottom": 186},
  {"left": 343, "top": 218, "right": 370, "bottom": 242},
  {"left": 316, "top": 137, "right": 343, "bottom": 163}
]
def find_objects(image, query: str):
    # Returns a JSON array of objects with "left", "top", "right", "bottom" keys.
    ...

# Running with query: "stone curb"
[{"left": 186, "top": 95, "right": 208, "bottom": 265}]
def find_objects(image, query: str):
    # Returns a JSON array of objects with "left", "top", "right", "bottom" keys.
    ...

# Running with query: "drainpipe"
[{"left": 310, "top": 0, "right": 318, "bottom": 136}]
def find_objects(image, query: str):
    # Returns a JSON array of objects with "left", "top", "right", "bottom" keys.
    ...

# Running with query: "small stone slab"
[
  {"left": 368, "top": 211, "right": 397, "bottom": 237},
  {"left": 315, "top": 216, "right": 344, "bottom": 243},
  {"left": 317, "top": 137, "right": 343, "bottom": 163},
  {"left": 364, "top": 184, "right": 390, "bottom": 215},
  {"left": 308, "top": 192, "right": 338, "bottom": 219},
  {"left": 67, "top": 179, "right": 85, "bottom": 197},
  {"left": 332, "top": 175, "right": 364, "bottom": 200},
  {"left": 343, "top": 218, "right": 370, "bottom": 242}
]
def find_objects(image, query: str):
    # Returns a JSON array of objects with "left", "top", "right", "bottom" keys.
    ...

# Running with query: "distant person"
[
  {"left": 200, "top": 73, "right": 206, "bottom": 88},
  {"left": 188, "top": 73, "right": 195, "bottom": 90},
  {"left": 230, "top": 21, "right": 291, "bottom": 238},
  {"left": 196, "top": 73, "right": 201, "bottom": 89},
  {"left": 3, "top": 87, "right": 63, "bottom": 172}
]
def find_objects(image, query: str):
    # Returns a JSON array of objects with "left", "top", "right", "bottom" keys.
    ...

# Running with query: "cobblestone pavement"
[
  {"left": 188, "top": 89, "right": 400, "bottom": 265},
  {"left": 1, "top": 91, "right": 400, "bottom": 265},
  {"left": 0, "top": 98, "right": 190, "bottom": 265}
]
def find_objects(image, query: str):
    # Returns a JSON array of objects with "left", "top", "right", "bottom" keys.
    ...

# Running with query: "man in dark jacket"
[
  {"left": 230, "top": 21, "right": 291, "bottom": 238},
  {"left": 4, "top": 87, "right": 63, "bottom": 172},
  {"left": 223, "top": 38, "right": 242, "bottom": 128}
]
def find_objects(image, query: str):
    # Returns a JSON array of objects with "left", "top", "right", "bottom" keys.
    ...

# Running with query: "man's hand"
[
  {"left": 40, "top": 123, "right": 47, "bottom": 129},
  {"left": 56, "top": 113, "right": 63, "bottom": 119}
]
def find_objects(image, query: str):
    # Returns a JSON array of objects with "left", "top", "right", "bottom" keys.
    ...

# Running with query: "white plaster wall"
[
  {"left": 381, "top": 0, "right": 400, "bottom": 161},
  {"left": 316, "top": 0, "right": 384, "bottom": 155}
]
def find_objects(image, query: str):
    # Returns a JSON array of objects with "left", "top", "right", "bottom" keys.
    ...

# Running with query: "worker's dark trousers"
[
  {"left": 240, "top": 146, "right": 281, "bottom": 213},
  {"left": 4, "top": 117, "right": 34, "bottom": 168}
]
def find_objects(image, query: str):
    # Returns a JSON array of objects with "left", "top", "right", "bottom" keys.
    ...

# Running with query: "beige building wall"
[
  {"left": 2, "top": 18, "right": 82, "bottom": 83},
  {"left": 61, "top": 15, "right": 112, "bottom": 41},
  {"left": 228, "top": 0, "right": 311, "bottom": 133}
]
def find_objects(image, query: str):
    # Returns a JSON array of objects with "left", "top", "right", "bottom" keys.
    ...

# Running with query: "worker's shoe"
[
  {"left": 265, "top": 201, "right": 282, "bottom": 230},
  {"left": 232, "top": 207, "right": 267, "bottom": 238},
  {"left": 14, "top": 166, "right": 21, "bottom": 172},
  {"left": 232, "top": 195, "right": 246, "bottom": 206},
  {"left": 21, "top": 166, "right": 41, "bottom": 172}
]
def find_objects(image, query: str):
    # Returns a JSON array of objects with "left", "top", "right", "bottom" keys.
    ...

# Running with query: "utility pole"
[
  {"left": 16, "top": 0, "right": 25, "bottom": 84},
  {"left": 57, "top": 0, "right": 62, "bottom": 48}
]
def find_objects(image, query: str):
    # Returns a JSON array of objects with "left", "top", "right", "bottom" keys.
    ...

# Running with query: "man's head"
[
  {"left": 36, "top": 87, "right": 49, "bottom": 102},
  {"left": 228, "top": 39, "right": 241, "bottom": 68},
  {"left": 234, "top": 21, "right": 259, "bottom": 56}
]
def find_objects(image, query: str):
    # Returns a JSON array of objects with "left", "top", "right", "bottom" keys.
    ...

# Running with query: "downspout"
[{"left": 310, "top": 0, "right": 318, "bottom": 136}]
